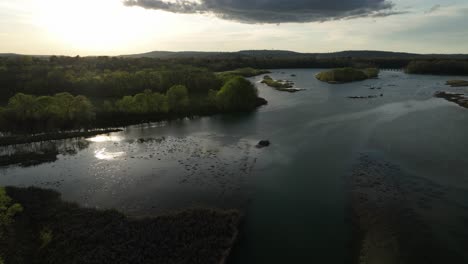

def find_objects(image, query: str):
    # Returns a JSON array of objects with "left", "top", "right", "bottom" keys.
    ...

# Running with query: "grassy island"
[
  {"left": 217, "top": 67, "right": 270, "bottom": 78},
  {"left": 261, "top": 75, "right": 303, "bottom": 92},
  {"left": 0, "top": 186, "right": 241, "bottom": 264},
  {"left": 315, "top": 67, "right": 380, "bottom": 84}
]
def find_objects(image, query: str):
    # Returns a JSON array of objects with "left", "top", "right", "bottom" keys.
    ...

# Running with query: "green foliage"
[
  {"left": 0, "top": 57, "right": 223, "bottom": 98},
  {"left": 217, "top": 68, "right": 270, "bottom": 80},
  {"left": 363, "top": 68, "right": 380, "bottom": 78},
  {"left": 39, "top": 228, "right": 53, "bottom": 249},
  {"left": 167, "top": 85, "right": 189, "bottom": 113},
  {"left": 316, "top": 67, "right": 379, "bottom": 83},
  {"left": 115, "top": 90, "right": 168, "bottom": 114},
  {"left": 216, "top": 77, "right": 259, "bottom": 111},
  {"left": 0, "top": 93, "right": 95, "bottom": 132},
  {"left": 7, "top": 93, "right": 37, "bottom": 121},
  {"left": 0, "top": 187, "right": 23, "bottom": 236}
]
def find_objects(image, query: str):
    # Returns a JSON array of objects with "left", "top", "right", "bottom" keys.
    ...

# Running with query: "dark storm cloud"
[{"left": 123, "top": 0, "right": 401, "bottom": 23}]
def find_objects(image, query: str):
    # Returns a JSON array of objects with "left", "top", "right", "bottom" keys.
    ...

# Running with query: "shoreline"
[
  {"left": 0, "top": 97, "right": 268, "bottom": 147},
  {"left": 0, "top": 129, "right": 123, "bottom": 147}
]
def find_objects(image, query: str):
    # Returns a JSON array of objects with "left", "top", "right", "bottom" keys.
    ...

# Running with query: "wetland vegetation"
[{"left": 0, "top": 186, "right": 240, "bottom": 264}]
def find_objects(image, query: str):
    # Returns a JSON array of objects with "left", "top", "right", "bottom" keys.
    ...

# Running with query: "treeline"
[
  {"left": 0, "top": 93, "right": 94, "bottom": 131},
  {"left": 0, "top": 56, "right": 221, "bottom": 99},
  {"left": 2, "top": 56, "right": 468, "bottom": 102},
  {"left": 406, "top": 60, "right": 468, "bottom": 75},
  {"left": 0, "top": 77, "right": 264, "bottom": 133},
  {"left": 0, "top": 55, "right": 437, "bottom": 101}
]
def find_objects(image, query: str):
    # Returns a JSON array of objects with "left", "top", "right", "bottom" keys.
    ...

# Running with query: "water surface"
[{"left": 1, "top": 69, "right": 468, "bottom": 263}]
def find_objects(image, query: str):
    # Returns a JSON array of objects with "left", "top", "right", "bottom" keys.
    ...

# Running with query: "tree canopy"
[
  {"left": 167, "top": 85, "right": 189, "bottom": 113},
  {"left": 216, "top": 77, "right": 259, "bottom": 111}
]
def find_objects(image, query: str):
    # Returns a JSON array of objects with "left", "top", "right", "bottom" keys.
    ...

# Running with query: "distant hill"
[
  {"left": 123, "top": 50, "right": 468, "bottom": 59},
  {"left": 315, "top": 50, "right": 423, "bottom": 59},
  {"left": 2, "top": 50, "right": 468, "bottom": 60},
  {"left": 0, "top": 53, "right": 23, "bottom": 57},
  {"left": 0, "top": 53, "right": 50, "bottom": 58}
]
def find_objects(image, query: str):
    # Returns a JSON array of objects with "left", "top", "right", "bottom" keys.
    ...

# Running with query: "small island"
[
  {"left": 446, "top": 80, "right": 468, "bottom": 87},
  {"left": 261, "top": 75, "right": 304, "bottom": 93},
  {"left": 315, "top": 67, "right": 380, "bottom": 84}
]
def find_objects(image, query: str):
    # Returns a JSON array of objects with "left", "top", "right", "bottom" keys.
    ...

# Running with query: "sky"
[{"left": 0, "top": 0, "right": 467, "bottom": 56}]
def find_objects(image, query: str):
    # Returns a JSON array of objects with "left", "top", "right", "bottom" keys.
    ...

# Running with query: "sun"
[{"left": 33, "top": 0, "right": 159, "bottom": 54}]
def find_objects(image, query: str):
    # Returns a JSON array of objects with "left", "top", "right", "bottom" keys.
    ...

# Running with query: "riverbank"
[{"left": 1, "top": 187, "right": 241, "bottom": 264}]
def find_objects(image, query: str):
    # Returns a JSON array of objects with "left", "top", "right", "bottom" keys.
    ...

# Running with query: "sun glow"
[{"left": 33, "top": 0, "right": 167, "bottom": 54}]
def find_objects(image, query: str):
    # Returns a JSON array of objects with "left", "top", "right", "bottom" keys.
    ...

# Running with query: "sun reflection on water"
[
  {"left": 94, "top": 148, "right": 125, "bottom": 160},
  {"left": 87, "top": 135, "right": 123, "bottom": 143}
]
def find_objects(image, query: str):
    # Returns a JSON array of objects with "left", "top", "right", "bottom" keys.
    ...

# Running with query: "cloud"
[
  {"left": 123, "top": 0, "right": 401, "bottom": 23},
  {"left": 425, "top": 4, "right": 441, "bottom": 14}
]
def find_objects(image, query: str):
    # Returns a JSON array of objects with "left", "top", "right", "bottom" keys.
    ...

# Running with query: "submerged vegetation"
[
  {"left": 0, "top": 187, "right": 241, "bottom": 264},
  {"left": 315, "top": 67, "right": 380, "bottom": 83}
]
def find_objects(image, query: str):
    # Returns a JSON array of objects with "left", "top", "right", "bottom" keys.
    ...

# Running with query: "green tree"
[
  {"left": 116, "top": 96, "right": 136, "bottom": 113},
  {"left": 0, "top": 187, "right": 23, "bottom": 236},
  {"left": 216, "top": 77, "right": 258, "bottom": 111},
  {"left": 167, "top": 85, "right": 189, "bottom": 113},
  {"left": 7, "top": 93, "right": 38, "bottom": 120},
  {"left": 71, "top": 95, "right": 95, "bottom": 124},
  {"left": 115, "top": 90, "right": 168, "bottom": 114}
]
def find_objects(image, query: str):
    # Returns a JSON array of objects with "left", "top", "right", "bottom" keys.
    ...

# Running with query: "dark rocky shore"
[{"left": 1, "top": 187, "right": 241, "bottom": 264}]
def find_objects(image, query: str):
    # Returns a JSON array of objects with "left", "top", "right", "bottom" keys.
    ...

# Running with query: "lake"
[{"left": 1, "top": 69, "right": 468, "bottom": 263}]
